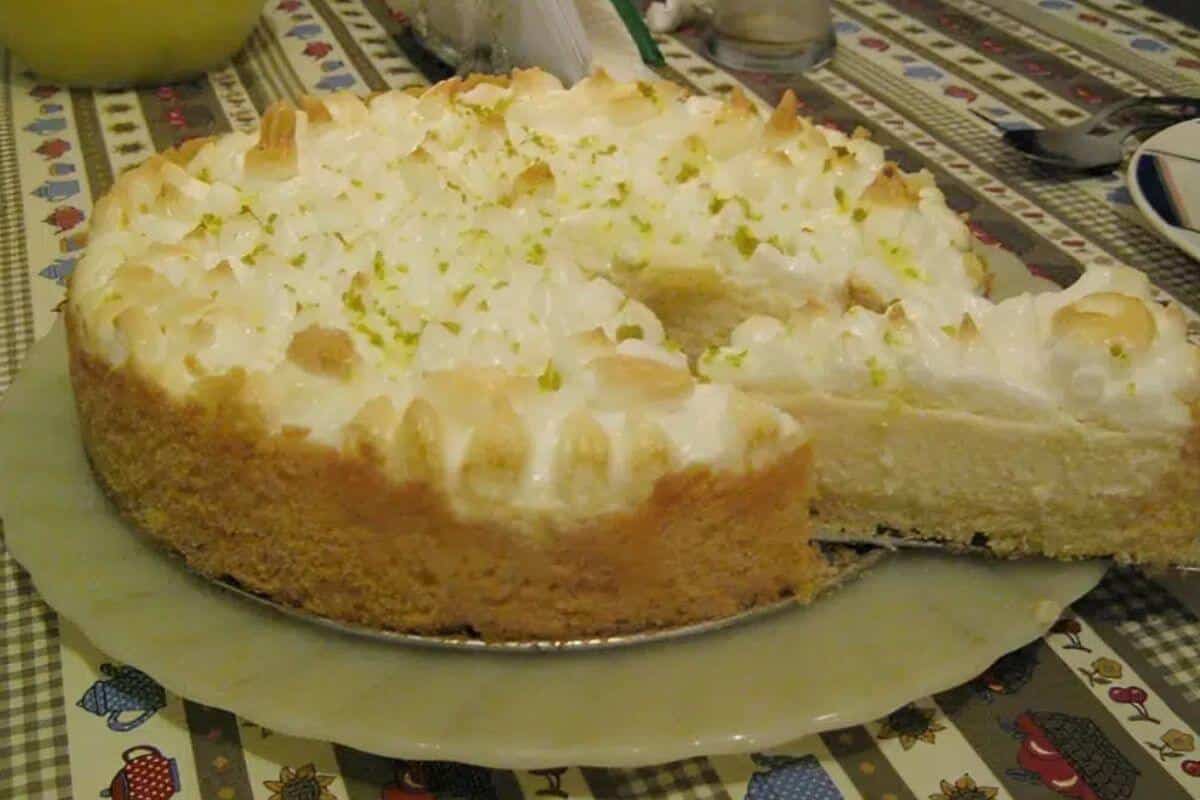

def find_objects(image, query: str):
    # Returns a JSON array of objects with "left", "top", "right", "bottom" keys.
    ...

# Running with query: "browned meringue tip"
[
  {"left": 460, "top": 73, "right": 514, "bottom": 93},
  {"left": 767, "top": 90, "right": 801, "bottom": 136},
  {"left": 299, "top": 94, "right": 334, "bottom": 123},
  {"left": 460, "top": 398, "right": 530, "bottom": 501},
  {"left": 727, "top": 86, "right": 756, "bottom": 115},
  {"left": 956, "top": 313, "right": 981, "bottom": 343},
  {"left": 862, "top": 163, "right": 921, "bottom": 209},
  {"left": 591, "top": 355, "right": 695, "bottom": 410},
  {"left": 395, "top": 396, "right": 444, "bottom": 485},
  {"left": 245, "top": 100, "right": 300, "bottom": 179},
  {"left": 511, "top": 66, "right": 565, "bottom": 95},
  {"left": 555, "top": 409, "right": 612, "bottom": 505},
  {"left": 164, "top": 136, "right": 215, "bottom": 167},
  {"left": 1052, "top": 292, "right": 1158, "bottom": 353},
  {"left": 846, "top": 275, "right": 888, "bottom": 314},
  {"left": 344, "top": 396, "right": 399, "bottom": 463},
  {"left": 286, "top": 324, "right": 360, "bottom": 381},
  {"left": 510, "top": 160, "right": 556, "bottom": 199},
  {"left": 884, "top": 302, "right": 911, "bottom": 327}
]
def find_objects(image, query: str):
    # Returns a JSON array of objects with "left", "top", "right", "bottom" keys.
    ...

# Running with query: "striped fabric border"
[
  {"left": 0, "top": 529, "right": 71, "bottom": 800},
  {"left": 0, "top": 54, "right": 35, "bottom": 394},
  {"left": 980, "top": 0, "right": 1200, "bottom": 94}
]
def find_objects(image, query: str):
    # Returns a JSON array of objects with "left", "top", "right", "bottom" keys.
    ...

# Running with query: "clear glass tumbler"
[{"left": 706, "top": 0, "right": 836, "bottom": 73}]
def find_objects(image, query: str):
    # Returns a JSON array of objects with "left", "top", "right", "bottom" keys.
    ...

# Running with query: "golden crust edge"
[{"left": 65, "top": 311, "right": 829, "bottom": 641}]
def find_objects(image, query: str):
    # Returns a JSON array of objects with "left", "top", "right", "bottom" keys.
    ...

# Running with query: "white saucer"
[
  {"left": 0, "top": 323, "right": 1105, "bottom": 768},
  {"left": 1128, "top": 119, "right": 1200, "bottom": 261}
]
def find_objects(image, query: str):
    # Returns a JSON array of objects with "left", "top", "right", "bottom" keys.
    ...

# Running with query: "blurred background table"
[{"left": 3, "top": 1, "right": 1200, "bottom": 798}]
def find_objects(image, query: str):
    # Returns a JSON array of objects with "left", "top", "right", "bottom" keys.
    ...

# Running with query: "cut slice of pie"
[{"left": 700, "top": 265, "right": 1200, "bottom": 565}]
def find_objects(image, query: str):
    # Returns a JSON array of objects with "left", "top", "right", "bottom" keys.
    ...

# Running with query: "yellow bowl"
[{"left": 0, "top": 0, "right": 266, "bottom": 87}]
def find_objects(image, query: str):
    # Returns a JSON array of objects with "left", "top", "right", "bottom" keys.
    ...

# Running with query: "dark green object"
[{"left": 609, "top": 0, "right": 666, "bottom": 66}]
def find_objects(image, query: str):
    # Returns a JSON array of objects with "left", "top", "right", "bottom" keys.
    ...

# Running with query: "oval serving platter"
[{"left": 1, "top": 322, "right": 1106, "bottom": 769}]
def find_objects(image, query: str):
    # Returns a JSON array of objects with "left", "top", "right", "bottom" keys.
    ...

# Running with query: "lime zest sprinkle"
[
  {"left": 604, "top": 181, "right": 632, "bottom": 208},
  {"left": 867, "top": 356, "right": 886, "bottom": 387},
  {"left": 526, "top": 242, "right": 547, "bottom": 265},
  {"left": 734, "top": 225, "right": 760, "bottom": 258},
  {"left": 878, "top": 238, "right": 928, "bottom": 282},
  {"left": 616, "top": 324, "right": 644, "bottom": 342},
  {"left": 675, "top": 163, "right": 700, "bottom": 183},
  {"left": 342, "top": 288, "right": 366, "bottom": 314},
  {"left": 199, "top": 213, "right": 222, "bottom": 234},
  {"left": 242, "top": 243, "right": 269, "bottom": 265},
  {"left": 354, "top": 322, "right": 384, "bottom": 348},
  {"left": 538, "top": 361, "right": 563, "bottom": 392}
]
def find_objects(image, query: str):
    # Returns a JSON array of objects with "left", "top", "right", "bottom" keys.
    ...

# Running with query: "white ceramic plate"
[
  {"left": 0, "top": 324, "right": 1105, "bottom": 768},
  {"left": 1128, "top": 119, "right": 1200, "bottom": 261}
]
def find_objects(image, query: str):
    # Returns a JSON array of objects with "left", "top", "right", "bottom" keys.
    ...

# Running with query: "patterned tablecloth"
[{"left": 4, "top": 1, "right": 1200, "bottom": 798}]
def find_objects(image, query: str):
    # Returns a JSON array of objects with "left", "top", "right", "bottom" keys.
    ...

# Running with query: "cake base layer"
[
  {"left": 768, "top": 392, "right": 1200, "bottom": 566},
  {"left": 67, "top": 316, "right": 829, "bottom": 641}
]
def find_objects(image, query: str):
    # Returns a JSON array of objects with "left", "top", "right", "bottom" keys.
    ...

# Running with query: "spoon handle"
[{"left": 1132, "top": 95, "right": 1200, "bottom": 106}]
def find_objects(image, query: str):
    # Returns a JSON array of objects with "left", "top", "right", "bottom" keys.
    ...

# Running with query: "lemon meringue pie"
[{"left": 66, "top": 70, "right": 1200, "bottom": 640}]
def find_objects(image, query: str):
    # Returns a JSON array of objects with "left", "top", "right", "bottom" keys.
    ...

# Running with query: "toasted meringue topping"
[
  {"left": 706, "top": 266, "right": 1200, "bottom": 431},
  {"left": 72, "top": 73, "right": 831, "bottom": 520},
  {"left": 70, "top": 69, "right": 1200, "bottom": 529}
]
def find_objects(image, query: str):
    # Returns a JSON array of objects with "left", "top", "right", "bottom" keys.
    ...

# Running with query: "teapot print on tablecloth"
[
  {"left": 100, "top": 745, "right": 181, "bottom": 800},
  {"left": 77, "top": 663, "right": 166, "bottom": 732}
]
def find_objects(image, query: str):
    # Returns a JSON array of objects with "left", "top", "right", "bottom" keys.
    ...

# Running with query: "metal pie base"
[{"left": 195, "top": 544, "right": 886, "bottom": 652}]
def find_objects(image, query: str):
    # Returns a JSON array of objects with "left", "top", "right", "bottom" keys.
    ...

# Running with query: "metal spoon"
[
  {"left": 1005, "top": 118, "right": 1176, "bottom": 172},
  {"left": 1000, "top": 95, "right": 1199, "bottom": 173}
]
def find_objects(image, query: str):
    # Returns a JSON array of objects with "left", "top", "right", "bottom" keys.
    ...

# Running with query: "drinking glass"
[{"left": 706, "top": 0, "right": 836, "bottom": 73}]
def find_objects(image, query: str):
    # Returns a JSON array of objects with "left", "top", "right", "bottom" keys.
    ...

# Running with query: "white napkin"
[
  {"left": 386, "top": 0, "right": 653, "bottom": 84},
  {"left": 575, "top": 0, "right": 657, "bottom": 82},
  {"left": 644, "top": 0, "right": 713, "bottom": 33}
]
